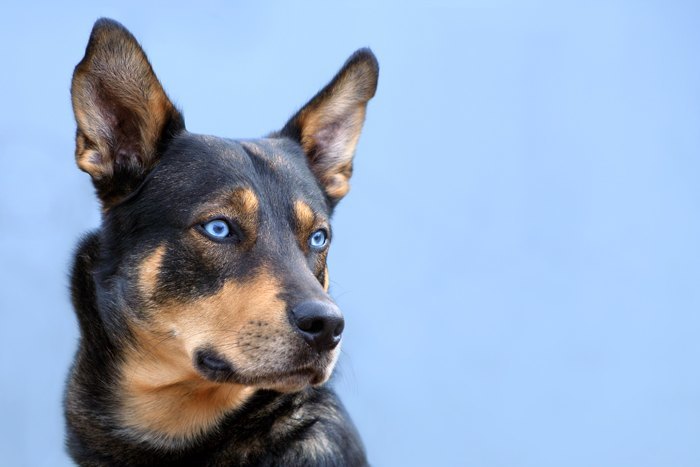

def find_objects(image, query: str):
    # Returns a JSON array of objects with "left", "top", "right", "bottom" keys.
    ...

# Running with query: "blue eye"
[
  {"left": 309, "top": 229, "right": 328, "bottom": 250},
  {"left": 202, "top": 219, "right": 231, "bottom": 240}
]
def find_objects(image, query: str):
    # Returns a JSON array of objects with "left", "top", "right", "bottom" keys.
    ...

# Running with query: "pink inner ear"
[
  {"left": 312, "top": 120, "right": 345, "bottom": 160},
  {"left": 299, "top": 104, "right": 366, "bottom": 202},
  {"left": 277, "top": 49, "right": 378, "bottom": 202}
]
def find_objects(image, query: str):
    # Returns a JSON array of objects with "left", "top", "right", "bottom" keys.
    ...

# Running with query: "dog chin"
[
  {"left": 193, "top": 346, "right": 339, "bottom": 391},
  {"left": 241, "top": 345, "right": 340, "bottom": 391},
  {"left": 254, "top": 363, "right": 334, "bottom": 393},
  {"left": 259, "top": 373, "right": 317, "bottom": 393}
]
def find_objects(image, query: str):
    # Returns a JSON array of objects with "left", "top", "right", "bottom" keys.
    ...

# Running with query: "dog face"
[
  {"left": 124, "top": 136, "right": 340, "bottom": 393},
  {"left": 71, "top": 17, "right": 377, "bottom": 405}
]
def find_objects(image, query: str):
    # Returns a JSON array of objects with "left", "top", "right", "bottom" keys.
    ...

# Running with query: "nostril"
[
  {"left": 298, "top": 317, "right": 325, "bottom": 335},
  {"left": 332, "top": 320, "right": 344, "bottom": 337}
]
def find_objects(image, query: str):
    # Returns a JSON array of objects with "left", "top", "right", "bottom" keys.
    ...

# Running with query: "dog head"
[{"left": 71, "top": 19, "right": 377, "bottom": 398}]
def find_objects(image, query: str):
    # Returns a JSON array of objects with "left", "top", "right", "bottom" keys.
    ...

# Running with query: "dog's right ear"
[
  {"left": 280, "top": 49, "right": 378, "bottom": 207},
  {"left": 71, "top": 18, "right": 184, "bottom": 207}
]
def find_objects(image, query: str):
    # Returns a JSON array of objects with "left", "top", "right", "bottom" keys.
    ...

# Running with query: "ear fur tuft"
[{"left": 281, "top": 49, "right": 379, "bottom": 205}]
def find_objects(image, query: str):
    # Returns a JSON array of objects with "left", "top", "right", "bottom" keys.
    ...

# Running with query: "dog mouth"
[{"left": 193, "top": 348, "right": 327, "bottom": 389}]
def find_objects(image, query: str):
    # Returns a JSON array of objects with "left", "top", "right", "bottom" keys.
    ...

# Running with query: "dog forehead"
[{"left": 158, "top": 133, "right": 327, "bottom": 207}]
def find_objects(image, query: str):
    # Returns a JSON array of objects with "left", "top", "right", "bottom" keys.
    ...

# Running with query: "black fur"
[
  {"left": 66, "top": 233, "right": 365, "bottom": 466},
  {"left": 64, "top": 18, "right": 377, "bottom": 466}
]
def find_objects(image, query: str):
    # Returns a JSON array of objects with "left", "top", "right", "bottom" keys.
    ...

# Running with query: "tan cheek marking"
[
  {"left": 119, "top": 269, "right": 285, "bottom": 445},
  {"left": 170, "top": 271, "right": 289, "bottom": 365},
  {"left": 138, "top": 245, "right": 166, "bottom": 299}
]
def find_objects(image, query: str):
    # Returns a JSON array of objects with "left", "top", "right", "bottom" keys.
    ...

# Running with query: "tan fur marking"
[
  {"left": 138, "top": 245, "right": 166, "bottom": 298},
  {"left": 121, "top": 327, "right": 255, "bottom": 447},
  {"left": 235, "top": 187, "right": 259, "bottom": 215},
  {"left": 294, "top": 200, "right": 316, "bottom": 234},
  {"left": 293, "top": 199, "right": 330, "bottom": 283},
  {"left": 294, "top": 200, "right": 331, "bottom": 259},
  {"left": 229, "top": 188, "right": 260, "bottom": 248},
  {"left": 120, "top": 269, "right": 292, "bottom": 446},
  {"left": 323, "top": 265, "right": 330, "bottom": 292},
  {"left": 193, "top": 187, "right": 260, "bottom": 249}
]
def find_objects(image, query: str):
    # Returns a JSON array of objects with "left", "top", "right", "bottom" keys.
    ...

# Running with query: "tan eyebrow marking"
[
  {"left": 294, "top": 200, "right": 316, "bottom": 235},
  {"left": 204, "top": 187, "right": 260, "bottom": 248},
  {"left": 293, "top": 199, "right": 329, "bottom": 285},
  {"left": 230, "top": 188, "right": 259, "bottom": 248},
  {"left": 230, "top": 187, "right": 259, "bottom": 218}
]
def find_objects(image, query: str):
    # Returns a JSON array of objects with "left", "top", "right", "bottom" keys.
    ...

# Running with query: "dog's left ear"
[
  {"left": 71, "top": 18, "right": 185, "bottom": 207},
  {"left": 280, "top": 49, "right": 378, "bottom": 205}
]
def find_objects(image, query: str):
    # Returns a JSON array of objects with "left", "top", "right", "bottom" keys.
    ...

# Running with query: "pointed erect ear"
[
  {"left": 280, "top": 49, "right": 378, "bottom": 205},
  {"left": 71, "top": 18, "right": 184, "bottom": 206}
]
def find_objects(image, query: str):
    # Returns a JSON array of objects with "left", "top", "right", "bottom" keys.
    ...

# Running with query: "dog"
[{"left": 64, "top": 18, "right": 378, "bottom": 466}]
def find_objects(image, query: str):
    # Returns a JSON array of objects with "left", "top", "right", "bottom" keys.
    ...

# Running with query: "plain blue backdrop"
[{"left": 1, "top": 1, "right": 699, "bottom": 465}]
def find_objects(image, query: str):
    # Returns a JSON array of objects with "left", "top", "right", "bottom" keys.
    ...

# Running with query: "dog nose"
[{"left": 291, "top": 301, "right": 344, "bottom": 352}]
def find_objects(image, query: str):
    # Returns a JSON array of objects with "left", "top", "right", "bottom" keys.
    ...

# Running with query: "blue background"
[{"left": 1, "top": 1, "right": 699, "bottom": 465}]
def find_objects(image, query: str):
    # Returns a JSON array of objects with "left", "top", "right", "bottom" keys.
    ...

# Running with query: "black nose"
[{"left": 291, "top": 301, "right": 344, "bottom": 352}]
